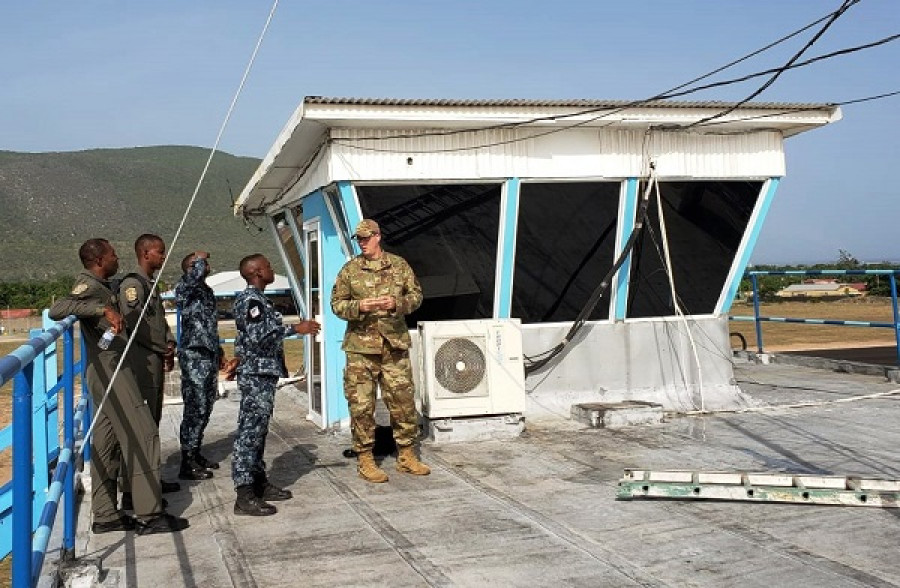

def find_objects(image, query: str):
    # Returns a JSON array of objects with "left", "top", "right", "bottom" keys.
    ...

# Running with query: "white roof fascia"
[{"left": 235, "top": 97, "right": 841, "bottom": 217}]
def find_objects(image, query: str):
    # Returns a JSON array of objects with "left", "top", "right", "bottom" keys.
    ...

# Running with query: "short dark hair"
[
  {"left": 78, "top": 238, "right": 110, "bottom": 269},
  {"left": 239, "top": 254, "right": 266, "bottom": 281},
  {"left": 134, "top": 233, "right": 163, "bottom": 256},
  {"left": 181, "top": 253, "right": 197, "bottom": 273}
]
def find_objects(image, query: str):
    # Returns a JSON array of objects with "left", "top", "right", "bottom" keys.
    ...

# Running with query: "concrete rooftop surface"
[{"left": 51, "top": 358, "right": 900, "bottom": 587}]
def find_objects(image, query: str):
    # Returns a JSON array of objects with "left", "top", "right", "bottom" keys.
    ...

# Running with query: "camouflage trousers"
[
  {"left": 231, "top": 374, "right": 277, "bottom": 487},
  {"left": 178, "top": 348, "right": 218, "bottom": 453},
  {"left": 344, "top": 345, "right": 419, "bottom": 453}
]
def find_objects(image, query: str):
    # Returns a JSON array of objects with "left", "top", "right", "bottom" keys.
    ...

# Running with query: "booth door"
[{"left": 303, "top": 221, "right": 326, "bottom": 426}]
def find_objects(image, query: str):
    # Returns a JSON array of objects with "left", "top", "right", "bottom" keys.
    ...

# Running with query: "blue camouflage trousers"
[
  {"left": 231, "top": 374, "right": 277, "bottom": 487},
  {"left": 178, "top": 348, "right": 217, "bottom": 453}
]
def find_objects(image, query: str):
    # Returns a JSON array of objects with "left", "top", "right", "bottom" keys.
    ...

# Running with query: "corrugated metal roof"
[{"left": 304, "top": 96, "right": 835, "bottom": 111}]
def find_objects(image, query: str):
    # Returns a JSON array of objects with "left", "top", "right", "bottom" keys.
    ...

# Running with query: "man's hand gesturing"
[{"left": 293, "top": 320, "right": 321, "bottom": 336}]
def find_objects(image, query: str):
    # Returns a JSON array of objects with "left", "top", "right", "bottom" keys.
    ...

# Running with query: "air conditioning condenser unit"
[{"left": 418, "top": 319, "right": 525, "bottom": 419}]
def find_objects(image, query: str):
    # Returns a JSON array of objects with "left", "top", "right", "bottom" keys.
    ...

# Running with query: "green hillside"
[{"left": 0, "top": 146, "right": 278, "bottom": 284}]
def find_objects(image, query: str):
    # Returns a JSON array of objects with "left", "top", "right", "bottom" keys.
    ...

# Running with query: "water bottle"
[{"left": 98, "top": 327, "right": 116, "bottom": 350}]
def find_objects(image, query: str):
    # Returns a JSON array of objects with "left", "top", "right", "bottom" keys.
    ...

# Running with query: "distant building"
[
  {"left": 776, "top": 281, "right": 865, "bottom": 298},
  {"left": 163, "top": 270, "right": 296, "bottom": 317}
]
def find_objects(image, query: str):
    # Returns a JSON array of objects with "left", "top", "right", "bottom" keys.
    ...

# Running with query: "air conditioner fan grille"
[{"left": 433, "top": 337, "right": 486, "bottom": 394}]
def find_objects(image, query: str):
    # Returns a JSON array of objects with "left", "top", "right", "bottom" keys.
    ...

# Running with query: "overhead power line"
[
  {"left": 664, "top": 32, "right": 900, "bottom": 101},
  {"left": 686, "top": 0, "right": 860, "bottom": 128},
  {"left": 332, "top": 1, "right": 869, "bottom": 146}
]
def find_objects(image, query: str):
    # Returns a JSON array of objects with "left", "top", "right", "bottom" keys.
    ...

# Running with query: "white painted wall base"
[{"left": 523, "top": 316, "right": 752, "bottom": 417}]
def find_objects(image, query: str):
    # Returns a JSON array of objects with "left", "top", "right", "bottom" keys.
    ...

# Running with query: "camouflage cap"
[{"left": 353, "top": 219, "right": 380, "bottom": 239}]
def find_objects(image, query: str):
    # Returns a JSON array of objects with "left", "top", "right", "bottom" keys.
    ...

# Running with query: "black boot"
[
  {"left": 194, "top": 451, "right": 220, "bottom": 470},
  {"left": 253, "top": 475, "right": 292, "bottom": 501},
  {"left": 234, "top": 485, "right": 277, "bottom": 516},
  {"left": 179, "top": 450, "right": 213, "bottom": 480},
  {"left": 161, "top": 480, "right": 182, "bottom": 493}
]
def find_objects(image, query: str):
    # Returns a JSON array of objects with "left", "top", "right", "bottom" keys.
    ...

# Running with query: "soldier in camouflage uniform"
[
  {"left": 174, "top": 251, "right": 221, "bottom": 480},
  {"left": 330, "top": 219, "right": 431, "bottom": 483},
  {"left": 232, "top": 254, "right": 321, "bottom": 516},
  {"left": 50, "top": 238, "right": 188, "bottom": 535},
  {"left": 118, "top": 234, "right": 181, "bottom": 506}
]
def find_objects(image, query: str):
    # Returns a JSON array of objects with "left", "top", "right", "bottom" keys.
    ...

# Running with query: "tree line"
[
  {"left": 0, "top": 278, "right": 75, "bottom": 311},
  {"left": 738, "top": 251, "right": 897, "bottom": 301}
]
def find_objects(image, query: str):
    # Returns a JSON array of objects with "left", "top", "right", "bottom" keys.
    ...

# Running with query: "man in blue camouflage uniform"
[
  {"left": 174, "top": 250, "right": 221, "bottom": 480},
  {"left": 232, "top": 254, "right": 320, "bottom": 516},
  {"left": 331, "top": 219, "right": 431, "bottom": 483}
]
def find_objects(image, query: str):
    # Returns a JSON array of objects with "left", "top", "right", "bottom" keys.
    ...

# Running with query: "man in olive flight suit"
[
  {"left": 330, "top": 219, "right": 430, "bottom": 483},
  {"left": 232, "top": 254, "right": 321, "bottom": 516},
  {"left": 49, "top": 238, "right": 188, "bottom": 535},
  {"left": 118, "top": 234, "right": 181, "bottom": 509}
]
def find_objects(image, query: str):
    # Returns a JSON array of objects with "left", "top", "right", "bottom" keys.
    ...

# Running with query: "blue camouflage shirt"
[
  {"left": 174, "top": 258, "right": 219, "bottom": 353},
  {"left": 233, "top": 286, "right": 294, "bottom": 377}
]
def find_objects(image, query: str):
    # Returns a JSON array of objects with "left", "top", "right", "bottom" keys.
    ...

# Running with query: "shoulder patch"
[
  {"left": 124, "top": 287, "right": 139, "bottom": 304},
  {"left": 72, "top": 283, "right": 88, "bottom": 295},
  {"left": 247, "top": 299, "right": 264, "bottom": 321}
]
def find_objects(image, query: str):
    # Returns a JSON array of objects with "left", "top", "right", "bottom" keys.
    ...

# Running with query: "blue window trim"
[
  {"left": 337, "top": 180, "right": 362, "bottom": 256},
  {"left": 718, "top": 177, "right": 781, "bottom": 313},
  {"left": 495, "top": 178, "right": 520, "bottom": 318},
  {"left": 614, "top": 178, "right": 639, "bottom": 319}
]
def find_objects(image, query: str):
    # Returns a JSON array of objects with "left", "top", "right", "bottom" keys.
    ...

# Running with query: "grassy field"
[{"left": 728, "top": 297, "right": 896, "bottom": 351}]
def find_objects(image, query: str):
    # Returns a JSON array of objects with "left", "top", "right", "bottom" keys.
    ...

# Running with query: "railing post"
[
  {"left": 890, "top": 273, "right": 900, "bottom": 368},
  {"left": 42, "top": 312, "right": 60, "bottom": 460},
  {"left": 30, "top": 328, "right": 49, "bottom": 528},
  {"left": 13, "top": 366, "right": 34, "bottom": 588},
  {"left": 751, "top": 274, "right": 764, "bottom": 353},
  {"left": 80, "top": 334, "right": 91, "bottom": 464},
  {"left": 63, "top": 327, "right": 76, "bottom": 557}
]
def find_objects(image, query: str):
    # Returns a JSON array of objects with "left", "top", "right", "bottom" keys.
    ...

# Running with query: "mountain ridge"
[{"left": 0, "top": 146, "right": 278, "bottom": 284}]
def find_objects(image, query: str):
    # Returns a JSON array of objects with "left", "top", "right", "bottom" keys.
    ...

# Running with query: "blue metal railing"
[
  {"left": 0, "top": 315, "right": 88, "bottom": 587},
  {"left": 730, "top": 269, "right": 900, "bottom": 366}
]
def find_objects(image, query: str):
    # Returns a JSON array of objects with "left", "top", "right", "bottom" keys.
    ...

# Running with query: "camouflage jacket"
[
  {"left": 330, "top": 252, "right": 422, "bottom": 354},
  {"left": 233, "top": 286, "right": 292, "bottom": 377},
  {"left": 174, "top": 259, "right": 219, "bottom": 353},
  {"left": 48, "top": 269, "right": 127, "bottom": 357},
  {"left": 119, "top": 268, "right": 175, "bottom": 356}
]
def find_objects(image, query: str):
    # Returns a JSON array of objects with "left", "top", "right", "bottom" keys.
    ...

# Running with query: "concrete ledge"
[
  {"left": 423, "top": 414, "right": 525, "bottom": 444},
  {"left": 571, "top": 401, "right": 664, "bottom": 428},
  {"left": 737, "top": 350, "right": 900, "bottom": 383}
]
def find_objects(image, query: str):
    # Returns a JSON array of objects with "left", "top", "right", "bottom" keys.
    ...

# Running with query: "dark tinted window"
[
  {"left": 355, "top": 184, "right": 502, "bottom": 325},
  {"left": 627, "top": 180, "right": 763, "bottom": 317},
  {"left": 512, "top": 182, "right": 620, "bottom": 323}
]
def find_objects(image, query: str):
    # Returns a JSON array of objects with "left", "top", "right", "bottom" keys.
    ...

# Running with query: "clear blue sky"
[{"left": 2, "top": 1, "right": 898, "bottom": 264}]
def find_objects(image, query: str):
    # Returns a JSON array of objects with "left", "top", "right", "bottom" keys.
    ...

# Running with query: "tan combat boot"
[
  {"left": 396, "top": 445, "right": 431, "bottom": 475},
  {"left": 357, "top": 450, "right": 389, "bottom": 483}
]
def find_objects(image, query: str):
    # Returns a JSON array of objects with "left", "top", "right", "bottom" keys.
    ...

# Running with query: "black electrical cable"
[
  {"left": 666, "top": 32, "right": 900, "bottom": 103},
  {"left": 330, "top": 2, "right": 870, "bottom": 155},
  {"left": 523, "top": 172, "right": 655, "bottom": 375},
  {"left": 686, "top": 0, "right": 858, "bottom": 129},
  {"left": 331, "top": 2, "right": 859, "bottom": 145}
]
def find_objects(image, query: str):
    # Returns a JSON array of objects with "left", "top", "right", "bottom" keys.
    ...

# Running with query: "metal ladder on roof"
[{"left": 617, "top": 469, "right": 900, "bottom": 507}]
